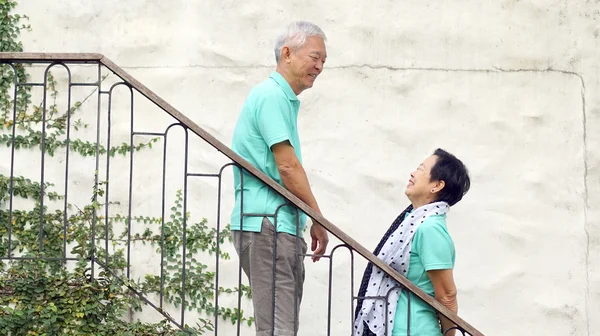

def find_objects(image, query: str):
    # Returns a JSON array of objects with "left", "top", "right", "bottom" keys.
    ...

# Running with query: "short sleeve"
[
  {"left": 254, "top": 93, "right": 292, "bottom": 149},
  {"left": 414, "top": 221, "right": 454, "bottom": 271}
]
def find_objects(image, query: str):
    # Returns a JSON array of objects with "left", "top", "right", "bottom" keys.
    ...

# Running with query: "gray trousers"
[{"left": 232, "top": 217, "right": 308, "bottom": 336}]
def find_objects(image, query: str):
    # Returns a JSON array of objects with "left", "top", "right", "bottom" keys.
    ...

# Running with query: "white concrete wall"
[{"left": 7, "top": 0, "right": 600, "bottom": 335}]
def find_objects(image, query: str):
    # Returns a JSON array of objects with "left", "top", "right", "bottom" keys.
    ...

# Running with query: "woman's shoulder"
[
  {"left": 421, "top": 214, "right": 447, "bottom": 226},
  {"left": 412, "top": 215, "right": 455, "bottom": 255},
  {"left": 415, "top": 214, "right": 450, "bottom": 238}
]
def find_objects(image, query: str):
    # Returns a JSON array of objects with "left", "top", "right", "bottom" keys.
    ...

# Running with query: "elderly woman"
[{"left": 354, "top": 148, "right": 471, "bottom": 336}]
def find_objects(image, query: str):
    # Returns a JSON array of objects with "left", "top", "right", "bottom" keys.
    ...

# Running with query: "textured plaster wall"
[{"left": 7, "top": 0, "right": 600, "bottom": 335}]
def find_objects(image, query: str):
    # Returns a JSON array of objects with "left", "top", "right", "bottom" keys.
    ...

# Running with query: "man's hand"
[
  {"left": 272, "top": 141, "right": 328, "bottom": 262},
  {"left": 310, "top": 221, "right": 329, "bottom": 262}
]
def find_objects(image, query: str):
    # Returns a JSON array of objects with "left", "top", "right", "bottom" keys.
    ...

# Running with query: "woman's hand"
[{"left": 427, "top": 269, "right": 458, "bottom": 336}]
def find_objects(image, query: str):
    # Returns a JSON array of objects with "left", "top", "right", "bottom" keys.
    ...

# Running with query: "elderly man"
[{"left": 230, "top": 21, "right": 330, "bottom": 335}]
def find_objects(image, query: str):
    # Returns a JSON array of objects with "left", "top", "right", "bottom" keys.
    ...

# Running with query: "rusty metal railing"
[{"left": 0, "top": 53, "right": 484, "bottom": 336}]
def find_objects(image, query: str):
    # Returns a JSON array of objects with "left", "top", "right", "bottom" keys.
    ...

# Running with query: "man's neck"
[{"left": 275, "top": 67, "right": 303, "bottom": 96}]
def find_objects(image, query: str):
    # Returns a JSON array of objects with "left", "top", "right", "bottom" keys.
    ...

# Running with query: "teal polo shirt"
[
  {"left": 392, "top": 213, "right": 455, "bottom": 336},
  {"left": 230, "top": 71, "right": 307, "bottom": 236}
]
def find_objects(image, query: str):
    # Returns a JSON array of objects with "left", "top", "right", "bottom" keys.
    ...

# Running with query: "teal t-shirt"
[
  {"left": 230, "top": 71, "right": 307, "bottom": 236},
  {"left": 392, "top": 213, "right": 455, "bottom": 336}
]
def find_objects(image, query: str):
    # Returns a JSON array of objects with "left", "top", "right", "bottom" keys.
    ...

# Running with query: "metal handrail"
[{"left": 0, "top": 52, "right": 485, "bottom": 336}]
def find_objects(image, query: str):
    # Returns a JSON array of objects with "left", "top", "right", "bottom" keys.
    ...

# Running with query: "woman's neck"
[{"left": 409, "top": 196, "right": 436, "bottom": 209}]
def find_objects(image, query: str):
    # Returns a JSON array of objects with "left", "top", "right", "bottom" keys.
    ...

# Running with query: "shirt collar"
[{"left": 269, "top": 71, "right": 298, "bottom": 101}]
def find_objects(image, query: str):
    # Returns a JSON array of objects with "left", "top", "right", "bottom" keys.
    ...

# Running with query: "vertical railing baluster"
[
  {"left": 106, "top": 83, "right": 134, "bottom": 269},
  {"left": 327, "top": 247, "right": 335, "bottom": 336},
  {"left": 7, "top": 63, "right": 18, "bottom": 259},
  {"left": 214, "top": 164, "right": 236, "bottom": 335},
  {"left": 183, "top": 168, "right": 234, "bottom": 334},
  {"left": 126, "top": 84, "right": 134, "bottom": 279},
  {"left": 236, "top": 165, "right": 244, "bottom": 336},
  {"left": 350, "top": 249, "right": 355, "bottom": 335},
  {"left": 406, "top": 288, "right": 411, "bottom": 336},
  {"left": 91, "top": 63, "right": 102, "bottom": 280},
  {"left": 104, "top": 85, "right": 113, "bottom": 267},
  {"left": 271, "top": 209, "right": 280, "bottom": 336},
  {"left": 327, "top": 245, "right": 352, "bottom": 336},
  {"left": 160, "top": 129, "right": 168, "bottom": 309},
  {"left": 294, "top": 209, "right": 300, "bottom": 336},
  {"left": 386, "top": 294, "right": 391, "bottom": 335},
  {"left": 39, "top": 65, "right": 51, "bottom": 253},
  {"left": 63, "top": 65, "right": 73, "bottom": 261},
  {"left": 215, "top": 172, "right": 222, "bottom": 335},
  {"left": 181, "top": 127, "right": 189, "bottom": 326}
]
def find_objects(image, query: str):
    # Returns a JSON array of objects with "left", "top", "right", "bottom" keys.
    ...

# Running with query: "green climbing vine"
[
  {"left": 0, "top": 0, "right": 30, "bottom": 128},
  {"left": 0, "top": 2, "right": 252, "bottom": 335}
]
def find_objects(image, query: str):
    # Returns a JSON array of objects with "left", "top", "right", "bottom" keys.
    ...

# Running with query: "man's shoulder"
[{"left": 247, "top": 76, "right": 287, "bottom": 102}]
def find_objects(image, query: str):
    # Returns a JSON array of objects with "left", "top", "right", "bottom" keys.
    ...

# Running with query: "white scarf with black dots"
[{"left": 353, "top": 201, "right": 450, "bottom": 336}]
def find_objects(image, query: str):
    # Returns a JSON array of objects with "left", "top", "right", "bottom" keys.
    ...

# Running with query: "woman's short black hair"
[{"left": 430, "top": 148, "right": 471, "bottom": 206}]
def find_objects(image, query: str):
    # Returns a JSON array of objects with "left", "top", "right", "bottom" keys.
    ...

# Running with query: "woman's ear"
[{"left": 431, "top": 180, "right": 445, "bottom": 194}]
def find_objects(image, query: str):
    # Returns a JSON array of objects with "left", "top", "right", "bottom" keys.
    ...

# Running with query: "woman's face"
[{"left": 405, "top": 155, "right": 440, "bottom": 199}]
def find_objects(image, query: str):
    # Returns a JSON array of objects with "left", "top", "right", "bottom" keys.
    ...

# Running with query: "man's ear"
[{"left": 281, "top": 46, "right": 292, "bottom": 63}]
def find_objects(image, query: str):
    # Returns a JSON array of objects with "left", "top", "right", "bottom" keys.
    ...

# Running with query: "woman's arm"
[{"left": 427, "top": 269, "right": 458, "bottom": 336}]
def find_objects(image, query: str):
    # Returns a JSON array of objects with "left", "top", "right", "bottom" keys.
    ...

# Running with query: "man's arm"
[
  {"left": 427, "top": 269, "right": 458, "bottom": 336},
  {"left": 271, "top": 141, "right": 329, "bottom": 261}
]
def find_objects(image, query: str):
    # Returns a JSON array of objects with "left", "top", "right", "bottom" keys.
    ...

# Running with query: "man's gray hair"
[{"left": 274, "top": 21, "right": 327, "bottom": 64}]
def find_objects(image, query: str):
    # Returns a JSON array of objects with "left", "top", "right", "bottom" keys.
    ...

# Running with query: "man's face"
[{"left": 288, "top": 36, "right": 327, "bottom": 94}]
